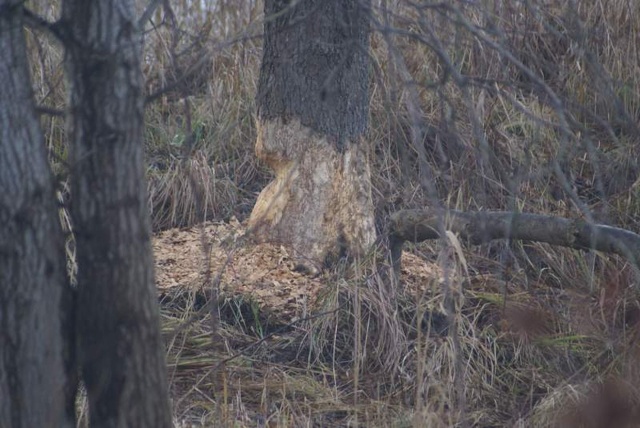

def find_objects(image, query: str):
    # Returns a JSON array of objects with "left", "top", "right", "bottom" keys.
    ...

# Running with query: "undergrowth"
[{"left": 26, "top": 0, "right": 640, "bottom": 426}]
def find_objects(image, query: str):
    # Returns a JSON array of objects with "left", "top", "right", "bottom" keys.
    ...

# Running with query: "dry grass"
[{"left": 24, "top": 0, "right": 640, "bottom": 426}]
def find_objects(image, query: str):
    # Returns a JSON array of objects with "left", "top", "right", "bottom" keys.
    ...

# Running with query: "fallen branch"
[{"left": 389, "top": 209, "right": 640, "bottom": 271}]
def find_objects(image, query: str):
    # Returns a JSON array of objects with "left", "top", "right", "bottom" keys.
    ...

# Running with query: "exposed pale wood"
[
  {"left": 249, "top": 119, "right": 376, "bottom": 267},
  {"left": 250, "top": 0, "right": 375, "bottom": 268}
]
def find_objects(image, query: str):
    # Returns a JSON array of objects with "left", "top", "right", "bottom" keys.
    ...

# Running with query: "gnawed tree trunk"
[
  {"left": 249, "top": 0, "right": 376, "bottom": 269},
  {"left": 0, "top": 3, "right": 75, "bottom": 426},
  {"left": 62, "top": 1, "right": 172, "bottom": 426},
  {"left": 390, "top": 208, "right": 640, "bottom": 271}
]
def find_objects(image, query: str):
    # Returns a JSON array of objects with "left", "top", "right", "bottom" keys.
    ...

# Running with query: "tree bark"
[
  {"left": 390, "top": 208, "right": 640, "bottom": 271},
  {"left": 249, "top": 0, "right": 376, "bottom": 269},
  {"left": 0, "top": 2, "right": 75, "bottom": 427},
  {"left": 62, "top": 1, "right": 172, "bottom": 426}
]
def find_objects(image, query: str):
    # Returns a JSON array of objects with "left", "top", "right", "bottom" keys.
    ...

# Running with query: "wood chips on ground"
[{"left": 153, "top": 219, "right": 442, "bottom": 320}]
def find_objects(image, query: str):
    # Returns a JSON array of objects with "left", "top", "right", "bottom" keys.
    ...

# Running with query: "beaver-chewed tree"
[{"left": 249, "top": 0, "right": 376, "bottom": 269}]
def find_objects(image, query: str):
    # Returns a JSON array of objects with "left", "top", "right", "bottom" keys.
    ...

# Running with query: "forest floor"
[
  {"left": 153, "top": 219, "right": 453, "bottom": 427},
  {"left": 152, "top": 219, "right": 640, "bottom": 427},
  {"left": 153, "top": 218, "right": 440, "bottom": 322}
]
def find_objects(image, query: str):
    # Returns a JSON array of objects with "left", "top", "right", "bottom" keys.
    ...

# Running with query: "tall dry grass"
[{"left": 23, "top": 0, "right": 640, "bottom": 426}]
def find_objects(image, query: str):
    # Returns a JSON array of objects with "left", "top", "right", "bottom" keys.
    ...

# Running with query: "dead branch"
[{"left": 389, "top": 208, "right": 640, "bottom": 271}]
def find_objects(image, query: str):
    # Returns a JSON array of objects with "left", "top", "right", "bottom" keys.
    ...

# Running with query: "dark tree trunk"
[
  {"left": 258, "top": 0, "right": 370, "bottom": 142},
  {"left": 62, "top": 1, "right": 172, "bottom": 426},
  {"left": 0, "top": 2, "right": 75, "bottom": 427},
  {"left": 249, "top": 0, "right": 376, "bottom": 269}
]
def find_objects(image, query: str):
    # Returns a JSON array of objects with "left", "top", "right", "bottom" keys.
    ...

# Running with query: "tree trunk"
[
  {"left": 0, "top": 2, "right": 75, "bottom": 427},
  {"left": 62, "top": 1, "right": 172, "bottom": 426},
  {"left": 249, "top": 0, "right": 376, "bottom": 269}
]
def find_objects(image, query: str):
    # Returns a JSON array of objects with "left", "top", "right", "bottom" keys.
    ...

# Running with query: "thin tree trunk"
[
  {"left": 62, "top": 1, "right": 172, "bottom": 426},
  {"left": 0, "top": 2, "right": 75, "bottom": 426},
  {"left": 249, "top": 0, "right": 376, "bottom": 270}
]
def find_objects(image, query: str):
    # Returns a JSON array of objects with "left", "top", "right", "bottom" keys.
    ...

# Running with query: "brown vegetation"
[{"left": 25, "top": 0, "right": 640, "bottom": 426}]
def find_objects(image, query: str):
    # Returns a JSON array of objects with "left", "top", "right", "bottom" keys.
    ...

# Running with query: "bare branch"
[
  {"left": 22, "top": 7, "right": 64, "bottom": 42},
  {"left": 138, "top": 0, "right": 164, "bottom": 28},
  {"left": 390, "top": 208, "right": 640, "bottom": 270},
  {"left": 35, "top": 105, "right": 65, "bottom": 117}
]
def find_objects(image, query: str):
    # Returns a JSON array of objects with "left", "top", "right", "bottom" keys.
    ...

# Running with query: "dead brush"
[
  {"left": 304, "top": 259, "right": 407, "bottom": 375},
  {"left": 142, "top": 3, "right": 264, "bottom": 230},
  {"left": 159, "top": 275, "right": 390, "bottom": 426},
  {"left": 147, "top": 151, "right": 239, "bottom": 230},
  {"left": 147, "top": 0, "right": 640, "bottom": 424},
  {"left": 19, "top": 0, "right": 640, "bottom": 425}
]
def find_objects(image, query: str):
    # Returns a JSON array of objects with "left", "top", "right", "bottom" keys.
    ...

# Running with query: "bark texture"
[
  {"left": 250, "top": 0, "right": 375, "bottom": 267},
  {"left": 0, "top": 3, "right": 75, "bottom": 427},
  {"left": 390, "top": 209, "right": 640, "bottom": 270},
  {"left": 62, "top": 1, "right": 172, "bottom": 426}
]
